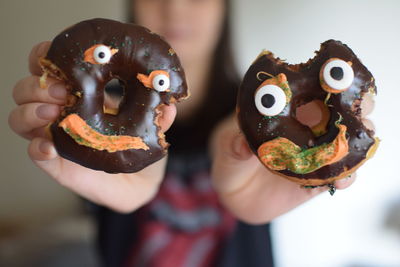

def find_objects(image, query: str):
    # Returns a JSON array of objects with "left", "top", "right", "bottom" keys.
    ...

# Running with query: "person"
[{"left": 8, "top": 0, "right": 363, "bottom": 266}]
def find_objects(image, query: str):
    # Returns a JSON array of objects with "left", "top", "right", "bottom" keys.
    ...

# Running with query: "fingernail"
[
  {"left": 36, "top": 104, "right": 59, "bottom": 120},
  {"left": 39, "top": 140, "right": 55, "bottom": 155},
  {"left": 48, "top": 83, "right": 67, "bottom": 100}
]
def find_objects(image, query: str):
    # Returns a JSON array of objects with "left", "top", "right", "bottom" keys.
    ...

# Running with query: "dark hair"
[{"left": 127, "top": 0, "right": 240, "bottom": 152}]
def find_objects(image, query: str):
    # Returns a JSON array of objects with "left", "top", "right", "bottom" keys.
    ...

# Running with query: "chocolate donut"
[
  {"left": 40, "top": 18, "right": 188, "bottom": 173},
  {"left": 237, "top": 40, "right": 379, "bottom": 186}
]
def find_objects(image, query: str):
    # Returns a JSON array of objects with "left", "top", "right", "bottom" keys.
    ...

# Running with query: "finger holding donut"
[
  {"left": 29, "top": 41, "right": 52, "bottom": 76},
  {"left": 9, "top": 42, "right": 65, "bottom": 140},
  {"left": 8, "top": 19, "right": 187, "bottom": 213}
]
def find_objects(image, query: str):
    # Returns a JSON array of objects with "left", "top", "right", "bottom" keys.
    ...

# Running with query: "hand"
[
  {"left": 211, "top": 99, "right": 374, "bottom": 224},
  {"left": 8, "top": 42, "right": 177, "bottom": 213}
]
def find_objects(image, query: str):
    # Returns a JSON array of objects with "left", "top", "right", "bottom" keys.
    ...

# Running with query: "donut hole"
[
  {"left": 295, "top": 100, "right": 330, "bottom": 136},
  {"left": 104, "top": 79, "right": 125, "bottom": 115}
]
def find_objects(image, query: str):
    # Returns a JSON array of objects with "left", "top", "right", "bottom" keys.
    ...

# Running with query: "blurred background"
[{"left": 1, "top": 0, "right": 400, "bottom": 266}]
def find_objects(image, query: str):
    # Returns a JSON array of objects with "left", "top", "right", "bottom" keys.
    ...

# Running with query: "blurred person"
[{"left": 8, "top": 0, "right": 362, "bottom": 266}]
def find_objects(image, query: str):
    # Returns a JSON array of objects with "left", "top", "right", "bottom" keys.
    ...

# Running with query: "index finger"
[
  {"left": 361, "top": 93, "right": 375, "bottom": 117},
  {"left": 29, "top": 41, "right": 51, "bottom": 76}
]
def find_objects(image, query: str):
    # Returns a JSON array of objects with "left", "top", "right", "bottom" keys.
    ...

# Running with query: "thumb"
[
  {"left": 211, "top": 115, "right": 253, "bottom": 162},
  {"left": 28, "top": 137, "right": 58, "bottom": 161},
  {"left": 230, "top": 133, "right": 253, "bottom": 161},
  {"left": 211, "top": 121, "right": 260, "bottom": 194},
  {"left": 28, "top": 137, "right": 62, "bottom": 179}
]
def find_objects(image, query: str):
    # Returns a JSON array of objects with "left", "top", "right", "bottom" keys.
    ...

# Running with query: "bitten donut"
[
  {"left": 40, "top": 18, "right": 188, "bottom": 173},
  {"left": 237, "top": 40, "right": 379, "bottom": 188}
]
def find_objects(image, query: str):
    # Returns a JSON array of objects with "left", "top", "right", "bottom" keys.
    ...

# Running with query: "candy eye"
[
  {"left": 255, "top": 84, "right": 287, "bottom": 116},
  {"left": 137, "top": 70, "right": 170, "bottom": 92},
  {"left": 152, "top": 73, "right": 170, "bottom": 92},
  {"left": 320, "top": 58, "right": 354, "bottom": 93},
  {"left": 93, "top": 45, "right": 112, "bottom": 64},
  {"left": 84, "top": 44, "right": 118, "bottom": 65}
]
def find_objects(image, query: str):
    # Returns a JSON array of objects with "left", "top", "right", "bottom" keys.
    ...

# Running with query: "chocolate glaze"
[
  {"left": 43, "top": 18, "right": 188, "bottom": 173},
  {"left": 237, "top": 40, "right": 376, "bottom": 180}
]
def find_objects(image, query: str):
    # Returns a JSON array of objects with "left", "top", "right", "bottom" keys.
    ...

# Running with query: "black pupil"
[
  {"left": 98, "top": 52, "right": 106, "bottom": 59},
  {"left": 158, "top": 79, "right": 165, "bottom": 86},
  {"left": 261, "top": 94, "right": 275, "bottom": 108},
  {"left": 330, "top": 66, "right": 344, "bottom": 80}
]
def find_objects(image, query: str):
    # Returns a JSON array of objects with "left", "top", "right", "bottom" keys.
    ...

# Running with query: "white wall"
[{"left": 231, "top": 0, "right": 400, "bottom": 266}]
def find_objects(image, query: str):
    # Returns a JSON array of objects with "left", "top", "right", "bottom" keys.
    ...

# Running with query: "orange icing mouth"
[
  {"left": 59, "top": 114, "right": 149, "bottom": 152},
  {"left": 257, "top": 124, "right": 349, "bottom": 174}
]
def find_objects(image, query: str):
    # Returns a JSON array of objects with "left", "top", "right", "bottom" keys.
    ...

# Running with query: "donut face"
[
  {"left": 41, "top": 19, "right": 188, "bottom": 173},
  {"left": 237, "top": 40, "right": 378, "bottom": 184}
]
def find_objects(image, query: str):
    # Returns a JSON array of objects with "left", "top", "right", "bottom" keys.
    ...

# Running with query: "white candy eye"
[
  {"left": 152, "top": 73, "right": 170, "bottom": 92},
  {"left": 93, "top": 45, "right": 112, "bottom": 64},
  {"left": 320, "top": 58, "right": 354, "bottom": 93},
  {"left": 255, "top": 84, "right": 287, "bottom": 116}
]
